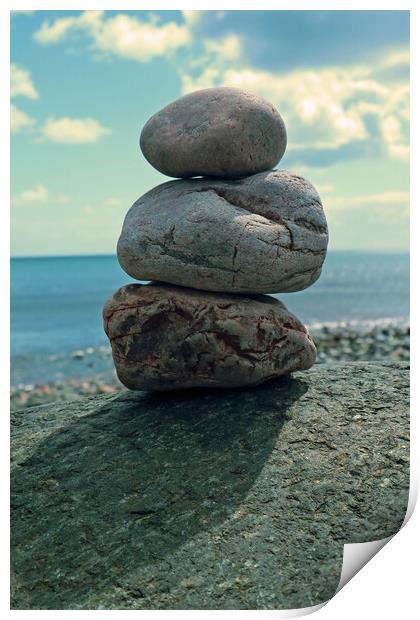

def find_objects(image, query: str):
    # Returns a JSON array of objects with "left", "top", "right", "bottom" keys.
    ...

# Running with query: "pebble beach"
[{"left": 11, "top": 321, "right": 409, "bottom": 411}]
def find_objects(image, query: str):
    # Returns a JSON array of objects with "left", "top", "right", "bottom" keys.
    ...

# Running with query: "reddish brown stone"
[{"left": 103, "top": 282, "right": 316, "bottom": 391}]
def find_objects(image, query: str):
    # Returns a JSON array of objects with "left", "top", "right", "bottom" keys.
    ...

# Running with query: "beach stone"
[
  {"left": 102, "top": 282, "right": 316, "bottom": 391},
  {"left": 11, "top": 362, "right": 409, "bottom": 609},
  {"left": 117, "top": 170, "right": 328, "bottom": 294},
  {"left": 140, "top": 87, "right": 287, "bottom": 178}
]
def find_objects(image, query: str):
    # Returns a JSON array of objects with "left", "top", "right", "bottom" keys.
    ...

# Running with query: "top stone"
[{"left": 140, "top": 87, "right": 287, "bottom": 179}]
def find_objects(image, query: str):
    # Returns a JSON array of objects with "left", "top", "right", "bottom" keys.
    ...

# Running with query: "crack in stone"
[
  {"left": 231, "top": 221, "right": 252, "bottom": 287},
  {"left": 178, "top": 187, "right": 326, "bottom": 257},
  {"left": 293, "top": 216, "right": 328, "bottom": 234},
  {"left": 143, "top": 236, "right": 240, "bottom": 274},
  {"left": 179, "top": 186, "right": 325, "bottom": 232}
]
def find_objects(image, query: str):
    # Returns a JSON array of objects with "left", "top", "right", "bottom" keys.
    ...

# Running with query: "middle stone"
[{"left": 117, "top": 170, "right": 328, "bottom": 294}]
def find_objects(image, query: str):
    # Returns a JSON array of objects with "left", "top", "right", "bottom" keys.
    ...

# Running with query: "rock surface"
[
  {"left": 140, "top": 87, "right": 287, "bottom": 178},
  {"left": 117, "top": 170, "right": 328, "bottom": 294},
  {"left": 103, "top": 282, "right": 316, "bottom": 391},
  {"left": 11, "top": 362, "right": 409, "bottom": 610}
]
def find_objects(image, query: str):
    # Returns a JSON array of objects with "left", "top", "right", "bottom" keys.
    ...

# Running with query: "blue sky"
[{"left": 11, "top": 10, "right": 409, "bottom": 255}]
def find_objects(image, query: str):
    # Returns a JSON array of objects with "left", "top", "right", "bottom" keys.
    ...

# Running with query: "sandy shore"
[{"left": 11, "top": 323, "right": 409, "bottom": 411}]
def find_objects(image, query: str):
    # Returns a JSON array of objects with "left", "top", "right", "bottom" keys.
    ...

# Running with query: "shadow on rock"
[{"left": 11, "top": 375, "right": 308, "bottom": 609}]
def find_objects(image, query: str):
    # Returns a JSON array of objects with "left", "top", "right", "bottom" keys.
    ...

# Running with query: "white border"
[{"left": 3, "top": 1, "right": 417, "bottom": 617}]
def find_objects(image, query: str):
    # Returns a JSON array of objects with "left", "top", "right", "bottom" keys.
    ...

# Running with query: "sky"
[{"left": 10, "top": 10, "right": 410, "bottom": 256}]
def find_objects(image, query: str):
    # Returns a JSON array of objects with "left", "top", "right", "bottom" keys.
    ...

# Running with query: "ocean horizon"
[
  {"left": 11, "top": 250, "right": 409, "bottom": 386},
  {"left": 10, "top": 248, "right": 410, "bottom": 260}
]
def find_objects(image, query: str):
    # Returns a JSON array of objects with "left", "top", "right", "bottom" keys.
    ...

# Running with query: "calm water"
[{"left": 11, "top": 252, "right": 409, "bottom": 385}]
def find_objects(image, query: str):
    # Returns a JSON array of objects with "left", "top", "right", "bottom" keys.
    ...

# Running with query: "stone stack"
[{"left": 103, "top": 87, "right": 329, "bottom": 391}]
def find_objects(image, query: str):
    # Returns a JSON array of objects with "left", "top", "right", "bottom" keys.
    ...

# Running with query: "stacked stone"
[{"left": 103, "top": 87, "right": 329, "bottom": 391}]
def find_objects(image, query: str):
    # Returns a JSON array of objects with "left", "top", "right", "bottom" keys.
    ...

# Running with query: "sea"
[{"left": 11, "top": 251, "right": 409, "bottom": 386}]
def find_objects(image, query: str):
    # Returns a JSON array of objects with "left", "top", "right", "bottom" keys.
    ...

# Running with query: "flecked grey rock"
[
  {"left": 117, "top": 170, "right": 328, "bottom": 294},
  {"left": 140, "top": 87, "right": 287, "bottom": 178},
  {"left": 11, "top": 362, "right": 409, "bottom": 609},
  {"left": 103, "top": 282, "right": 316, "bottom": 391}
]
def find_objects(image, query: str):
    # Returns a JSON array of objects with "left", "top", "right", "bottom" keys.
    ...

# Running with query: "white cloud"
[
  {"left": 181, "top": 11, "right": 201, "bottom": 28},
  {"left": 31, "top": 11, "right": 408, "bottom": 164},
  {"left": 34, "top": 16, "right": 76, "bottom": 44},
  {"left": 183, "top": 64, "right": 369, "bottom": 149},
  {"left": 327, "top": 191, "right": 409, "bottom": 212},
  {"left": 11, "top": 104, "right": 36, "bottom": 133},
  {"left": 179, "top": 47, "right": 409, "bottom": 162},
  {"left": 10, "top": 63, "right": 111, "bottom": 144},
  {"left": 378, "top": 49, "right": 410, "bottom": 70},
  {"left": 10, "top": 65, "right": 38, "bottom": 134},
  {"left": 11, "top": 64, "right": 39, "bottom": 99},
  {"left": 12, "top": 184, "right": 49, "bottom": 206},
  {"left": 315, "top": 183, "right": 336, "bottom": 196},
  {"left": 34, "top": 10, "right": 192, "bottom": 62},
  {"left": 41, "top": 117, "right": 111, "bottom": 144},
  {"left": 380, "top": 112, "right": 410, "bottom": 160},
  {"left": 180, "top": 32, "right": 244, "bottom": 94},
  {"left": 203, "top": 34, "right": 241, "bottom": 61},
  {"left": 105, "top": 197, "right": 122, "bottom": 207},
  {"left": 12, "top": 184, "right": 70, "bottom": 207}
]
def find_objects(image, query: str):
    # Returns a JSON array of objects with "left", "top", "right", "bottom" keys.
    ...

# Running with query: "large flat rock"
[{"left": 11, "top": 362, "right": 409, "bottom": 610}]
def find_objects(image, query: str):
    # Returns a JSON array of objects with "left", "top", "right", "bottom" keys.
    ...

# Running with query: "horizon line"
[{"left": 10, "top": 248, "right": 410, "bottom": 260}]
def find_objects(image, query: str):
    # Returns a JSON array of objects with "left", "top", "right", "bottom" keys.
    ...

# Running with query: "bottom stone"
[{"left": 103, "top": 282, "right": 316, "bottom": 390}]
